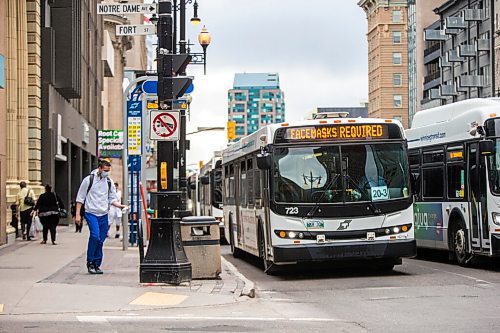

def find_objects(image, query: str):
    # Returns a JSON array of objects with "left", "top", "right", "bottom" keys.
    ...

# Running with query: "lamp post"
[
  {"left": 198, "top": 26, "right": 211, "bottom": 75},
  {"left": 187, "top": 126, "right": 225, "bottom": 135}
]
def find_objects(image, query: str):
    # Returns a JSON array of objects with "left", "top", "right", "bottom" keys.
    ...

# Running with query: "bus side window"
[
  {"left": 254, "top": 155, "right": 262, "bottom": 208},
  {"left": 240, "top": 160, "right": 247, "bottom": 208},
  {"left": 247, "top": 158, "right": 254, "bottom": 207},
  {"left": 447, "top": 164, "right": 465, "bottom": 199},
  {"left": 411, "top": 170, "right": 421, "bottom": 200},
  {"left": 422, "top": 167, "right": 444, "bottom": 199},
  {"left": 229, "top": 164, "right": 235, "bottom": 205}
]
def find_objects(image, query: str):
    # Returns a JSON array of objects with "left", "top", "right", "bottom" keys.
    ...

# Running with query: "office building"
[
  {"left": 228, "top": 73, "right": 285, "bottom": 141},
  {"left": 359, "top": 0, "right": 410, "bottom": 128},
  {"left": 422, "top": 0, "right": 493, "bottom": 108}
]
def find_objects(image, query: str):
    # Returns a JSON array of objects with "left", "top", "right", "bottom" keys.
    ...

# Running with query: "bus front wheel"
[{"left": 452, "top": 221, "right": 471, "bottom": 266}]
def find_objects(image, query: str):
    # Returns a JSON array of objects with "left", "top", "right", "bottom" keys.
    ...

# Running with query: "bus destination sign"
[{"left": 284, "top": 124, "right": 390, "bottom": 141}]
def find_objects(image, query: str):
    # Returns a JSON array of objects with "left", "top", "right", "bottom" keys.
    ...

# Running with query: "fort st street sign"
[
  {"left": 116, "top": 25, "right": 156, "bottom": 36},
  {"left": 97, "top": 3, "right": 156, "bottom": 15}
]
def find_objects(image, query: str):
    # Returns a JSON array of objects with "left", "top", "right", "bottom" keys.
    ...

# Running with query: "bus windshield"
[
  {"left": 487, "top": 138, "right": 500, "bottom": 195},
  {"left": 273, "top": 143, "right": 410, "bottom": 204},
  {"left": 212, "top": 169, "right": 223, "bottom": 206}
]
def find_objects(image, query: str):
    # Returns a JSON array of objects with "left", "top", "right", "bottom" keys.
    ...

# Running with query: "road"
[{"left": 2, "top": 246, "right": 500, "bottom": 332}]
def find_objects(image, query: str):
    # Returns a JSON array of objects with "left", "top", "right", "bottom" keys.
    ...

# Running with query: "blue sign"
[
  {"left": 141, "top": 80, "right": 194, "bottom": 96},
  {"left": 0, "top": 54, "right": 5, "bottom": 89},
  {"left": 127, "top": 100, "right": 142, "bottom": 117},
  {"left": 128, "top": 155, "right": 141, "bottom": 172},
  {"left": 142, "top": 80, "right": 157, "bottom": 95},
  {"left": 185, "top": 82, "right": 194, "bottom": 94}
]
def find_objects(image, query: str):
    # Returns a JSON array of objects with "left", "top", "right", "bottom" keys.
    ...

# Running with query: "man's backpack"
[{"left": 80, "top": 174, "right": 112, "bottom": 217}]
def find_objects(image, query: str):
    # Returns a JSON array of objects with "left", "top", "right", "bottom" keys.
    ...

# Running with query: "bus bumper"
[{"left": 272, "top": 239, "right": 417, "bottom": 263}]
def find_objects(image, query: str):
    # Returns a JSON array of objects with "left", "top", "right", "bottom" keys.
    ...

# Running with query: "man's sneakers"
[{"left": 87, "top": 262, "right": 104, "bottom": 275}]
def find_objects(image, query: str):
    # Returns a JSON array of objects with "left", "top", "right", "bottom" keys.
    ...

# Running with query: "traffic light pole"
[
  {"left": 178, "top": 0, "right": 188, "bottom": 211},
  {"left": 139, "top": 0, "right": 191, "bottom": 284}
]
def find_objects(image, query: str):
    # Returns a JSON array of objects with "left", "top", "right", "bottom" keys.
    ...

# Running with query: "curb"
[{"left": 221, "top": 257, "right": 255, "bottom": 298}]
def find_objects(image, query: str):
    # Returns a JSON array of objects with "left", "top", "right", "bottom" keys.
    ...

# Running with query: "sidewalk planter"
[{"left": 181, "top": 216, "right": 221, "bottom": 279}]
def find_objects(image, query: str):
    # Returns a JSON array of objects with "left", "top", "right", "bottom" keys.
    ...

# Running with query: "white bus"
[
  {"left": 406, "top": 98, "right": 499, "bottom": 265},
  {"left": 222, "top": 114, "right": 416, "bottom": 272},
  {"left": 198, "top": 152, "right": 224, "bottom": 238}
]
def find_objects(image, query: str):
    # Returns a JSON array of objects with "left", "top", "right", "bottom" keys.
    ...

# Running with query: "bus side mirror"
[
  {"left": 480, "top": 140, "right": 494, "bottom": 156},
  {"left": 257, "top": 153, "right": 272, "bottom": 170},
  {"left": 200, "top": 176, "right": 210, "bottom": 185},
  {"left": 190, "top": 182, "right": 196, "bottom": 190}
]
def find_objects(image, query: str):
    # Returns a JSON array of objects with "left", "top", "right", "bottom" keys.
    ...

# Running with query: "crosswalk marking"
[{"left": 129, "top": 292, "right": 188, "bottom": 306}]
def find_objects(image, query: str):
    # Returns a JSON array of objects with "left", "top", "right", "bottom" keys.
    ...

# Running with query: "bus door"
[
  {"left": 235, "top": 160, "right": 243, "bottom": 245},
  {"left": 468, "top": 143, "right": 489, "bottom": 251}
]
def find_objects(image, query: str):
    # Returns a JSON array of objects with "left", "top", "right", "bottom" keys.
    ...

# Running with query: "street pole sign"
[
  {"left": 127, "top": 101, "right": 142, "bottom": 155},
  {"left": 116, "top": 25, "right": 156, "bottom": 36},
  {"left": 97, "top": 3, "right": 157, "bottom": 15},
  {"left": 150, "top": 110, "right": 180, "bottom": 141}
]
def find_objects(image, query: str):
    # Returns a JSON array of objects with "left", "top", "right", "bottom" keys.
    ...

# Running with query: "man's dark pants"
[{"left": 20, "top": 208, "right": 33, "bottom": 239}]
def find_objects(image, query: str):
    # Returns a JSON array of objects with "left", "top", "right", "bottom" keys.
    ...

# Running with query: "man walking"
[
  {"left": 75, "top": 159, "right": 127, "bottom": 274},
  {"left": 16, "top": 181, "right": 36, "bottom": 240}
]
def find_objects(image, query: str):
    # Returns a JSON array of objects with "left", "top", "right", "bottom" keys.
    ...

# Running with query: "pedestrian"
[
  {"left": 16, "top": 181, "right": 37, "bottom": 241},
  {"left": 71, "top": 198, "right": 83, "bottom": 233},
  {"left": 75, "top": 159, "right": 128, "bottom": 275},
  {"left": 32, "top": 184, "right": 64, "bottom": 245},
  {"left": 108, "top": 182, "right": 123, "bottom": 239}
]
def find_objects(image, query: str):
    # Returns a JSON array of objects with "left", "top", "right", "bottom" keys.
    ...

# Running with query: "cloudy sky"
[{"left": 168, "top": 0, "right": 369, "bottom": 167}]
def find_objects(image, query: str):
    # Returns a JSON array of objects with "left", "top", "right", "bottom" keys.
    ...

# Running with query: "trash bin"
[{"left": 180, "top": 216, "right": 221, "bottom": 279}]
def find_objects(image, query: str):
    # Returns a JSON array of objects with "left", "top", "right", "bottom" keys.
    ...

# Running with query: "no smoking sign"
[{"left": 150, "top": 110, "right": 180, "bottom": 141}]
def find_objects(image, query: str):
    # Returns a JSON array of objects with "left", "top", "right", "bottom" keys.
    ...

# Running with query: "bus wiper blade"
[{"left": 306, "top": 174, "right": 339, "bottom": 217}]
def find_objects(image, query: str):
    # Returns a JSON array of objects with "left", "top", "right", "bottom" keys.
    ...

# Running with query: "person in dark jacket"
[{"left": 33, "top": 184, "right": 64, "bottom": 245}]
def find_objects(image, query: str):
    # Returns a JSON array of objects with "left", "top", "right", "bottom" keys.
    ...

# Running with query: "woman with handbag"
[{"left": 33, "top": 184, "right": 65, "bottom": 245}]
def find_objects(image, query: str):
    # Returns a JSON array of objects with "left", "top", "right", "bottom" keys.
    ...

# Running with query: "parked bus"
[
  {"left": 406, "top": 98, "right": 498, "bottom": 265},
  {"left": 198, "top": 152, "right": 224, "bottom": 238},
  {"left": 222, "top": 113, "right": 416, "bottom": 272}
]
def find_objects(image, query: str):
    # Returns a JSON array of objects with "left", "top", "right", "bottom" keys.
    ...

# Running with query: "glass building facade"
[{"left": 228, "top": 73, "right": 285, "bottom": 141}]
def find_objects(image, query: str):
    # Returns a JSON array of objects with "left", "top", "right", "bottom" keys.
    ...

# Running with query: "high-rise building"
[
  {"left": 358, "top": 0, "right": 410, "bottom": 128},
  {"left": 228, "top": 73, "right": 285, "bottom": 141},
  {"left": 422, "top": 0, "right": 493, "bottom": 108},
  {"left": 408, "top": 0, "right": 446, "bottom": 123}
]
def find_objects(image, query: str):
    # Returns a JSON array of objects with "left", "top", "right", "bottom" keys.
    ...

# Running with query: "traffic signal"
[
  {"left": 227, "top": 121, "right": 236, "bottom": 141},
  {"left": 158, "top": 77, "right": 193, "bottom": 100}
]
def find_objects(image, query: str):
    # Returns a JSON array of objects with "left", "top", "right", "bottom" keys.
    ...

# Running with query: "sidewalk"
[{"left": 0, "top": 226, "right": 252, "bottom": 315}]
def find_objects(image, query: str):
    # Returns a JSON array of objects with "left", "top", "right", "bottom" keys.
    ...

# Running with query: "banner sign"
[{"left": 98, "top": 130, "right": 124, "bottom": 158}]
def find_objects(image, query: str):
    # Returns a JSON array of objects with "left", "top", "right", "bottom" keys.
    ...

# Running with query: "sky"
[{"left": 154, "top": 0, "right": 369, "bottom": 168}]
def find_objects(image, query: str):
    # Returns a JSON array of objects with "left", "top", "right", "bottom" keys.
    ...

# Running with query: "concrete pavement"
[{"left": 0, "top": 226, "right": 252, "bottom": 316}]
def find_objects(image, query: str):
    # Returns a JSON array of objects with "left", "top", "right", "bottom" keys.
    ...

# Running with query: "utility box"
[{"left": 180, "top": 216, "right": 221, "bottom": 279}]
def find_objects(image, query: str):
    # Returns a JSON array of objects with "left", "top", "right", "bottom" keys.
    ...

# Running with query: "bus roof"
[
  {"left": 407, "top": 98, "right": 500, "bottom": 148},
  {"left": 200, "top": 151, "right": 222, "bottom": 176},
  {"left": 222, "top": 117, "right": 405, "bottom": 165}
]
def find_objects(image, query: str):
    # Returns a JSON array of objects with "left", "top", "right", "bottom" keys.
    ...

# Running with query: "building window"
[
  {"left": 393, "top": 31, "right": 402, "bottom": 44},
  {"left": 393, "top": 73, "right": 402, "bottom": 86},
  {"left": 393, "top": 95, "right": 402, "bottom": 108},
  {"left": 393, "top": 10, "right": 401, "bottom": 23},
  {"left": 393, "top": 53, "right": 402, "bottom": 65}
]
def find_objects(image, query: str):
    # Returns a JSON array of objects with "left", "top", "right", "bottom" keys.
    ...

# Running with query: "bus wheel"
[
  {"left": 258, "top": 225, "right": 276, "bottom": 274},
  {"left": 229, "top": 217, "right": 244, "bottom": 259},
  {"left": 452, "top": 221, "right": 471, "bottom": 266}
]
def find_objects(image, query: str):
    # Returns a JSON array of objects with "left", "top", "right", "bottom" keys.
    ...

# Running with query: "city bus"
[
  {"left": 222, "top": 114, "right": 416, "bottom": 273},
  {"left": 406, "top": 98, "right": 499, "bottom": 265},
  {"left": 198, "top": 152, "right": 224, "bottom": 239}
]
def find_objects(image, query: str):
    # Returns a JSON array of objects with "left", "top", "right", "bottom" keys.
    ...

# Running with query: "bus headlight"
[{"left": 492, "top": 213, "right": 500, "bottom": 226}]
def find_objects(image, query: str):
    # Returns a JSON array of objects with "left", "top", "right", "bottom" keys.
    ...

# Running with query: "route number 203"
[
  {"left": 371, "top": 186, "right": 389, "bottom": 201},
  {"left": 285, "top": 207, "right": 299, "bottom": 215}
]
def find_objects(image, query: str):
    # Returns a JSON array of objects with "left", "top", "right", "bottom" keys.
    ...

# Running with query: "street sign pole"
[{"left": 139, "top": 0, "right": 191, "bottom": 284}]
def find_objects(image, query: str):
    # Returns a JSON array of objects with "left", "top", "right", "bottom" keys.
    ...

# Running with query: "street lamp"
[
  {"left": 190, "top": 0, "right": 201, "bottom": 25},
  {"left": 186, "top": 126, "right": 225, "bottom": 135},
  {"left": 198, "top": 25, "right": 211, "bottom": 75}
]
